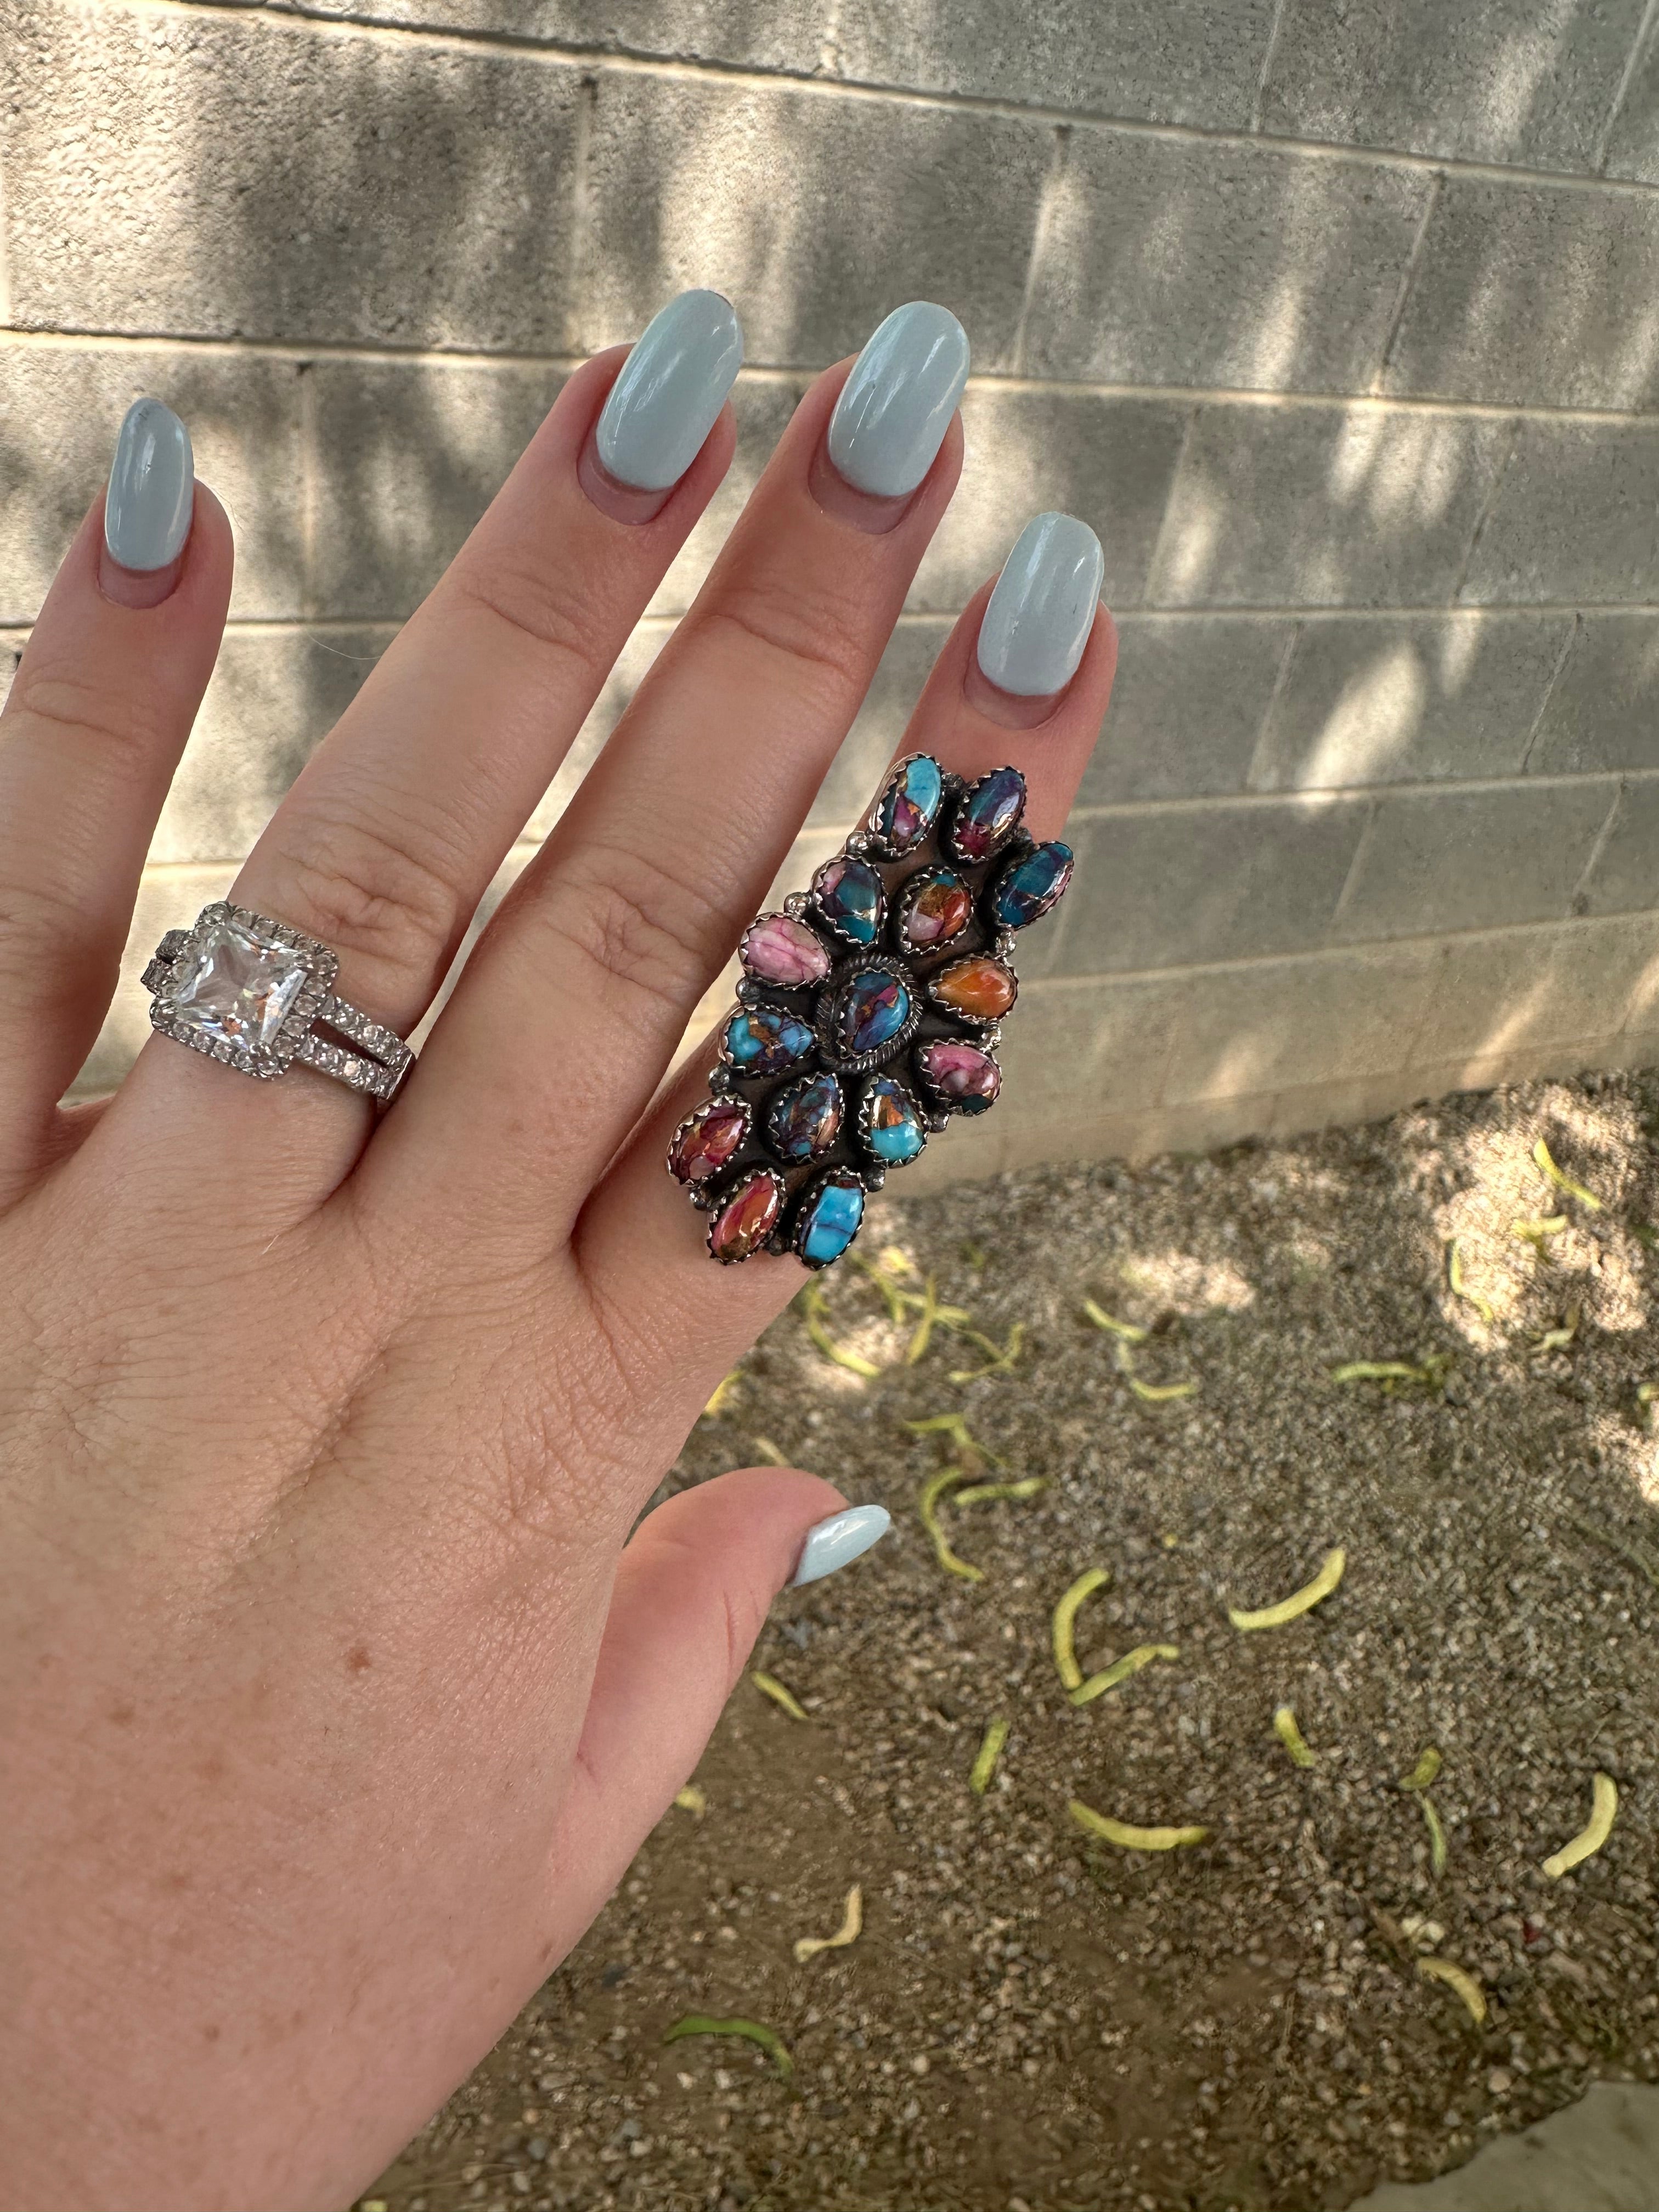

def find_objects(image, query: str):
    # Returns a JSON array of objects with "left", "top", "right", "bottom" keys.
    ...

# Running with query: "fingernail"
[
  {"left": 787, "top": 1504, "right": 891, "bottom": 1589},
  {"left": 104, "top": 397, "right": 194, "bottom": 572},
  {"left": 595, "top": 288, "right": 744, "bottom": 493},
  {"left": 826, "top": 301, "right": 969, "bottom": 499},
  {"left": 975, "top": 511, "right": 1105, "bottom": 697}
]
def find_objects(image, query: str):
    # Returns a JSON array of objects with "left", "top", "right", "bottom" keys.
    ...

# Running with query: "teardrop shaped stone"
[
  {"left": 765, "top": 1071, "right": 843, "bottom": 1163},
  {"left": 917, "top": 1038, "right": 1002, "bottom": 1116},
  {"left": 930, "top": 955, "right": 1017, "bottom": 1022},
  {"left": 708, "top": 1169, "right": 782, "bottom": 1263},
  {"left": 862, "top": 1075, "right": 926, "bottom": 1165},
  {"left": 668, "top": 1096, "right": 750, "bottom": 1184},
  {"left": 898, "top": 867, "right": 973, "bottom": 951},
  {"left": 835, "top": 967, "right": 911, "bottom": 1058},
  {"left": 948, "top": 766, "right": 1026, "bottom": 864},
  {"left": 811, "top": 855, "right": 885, "bottom": 944},
  {"left": 795, "top": 1173, "right": 865, "bottom": 1268},
  {"left": 989, "top": 840, "right": 1074, "bottom": 931},
  {"left": 870, "top": 754, "right": 944, "bottom": 855},
  {"left": 723, "top": 1003, "right": 816, "bottom": 1076},
  {"left": 741, "top": 911, "right": 831, "bottom": 988}
]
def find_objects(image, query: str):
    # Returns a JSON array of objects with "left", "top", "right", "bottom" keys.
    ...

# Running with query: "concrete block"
[
  {"left": 4, "top": 1, "right": 586, "bottom": 349},
  {"left": 1331, "top": 780, "right": 1617, "bottom": 943},
  {"left": 835, "top": 0, "right": 1277, "bottom": 129},
  {"left": 1523, "top": 613, "right": 1659, "bottom": 775},
  {"left": 1148, "top": 404, "right": 1511, "bottom": 608},
  {"left": 1163, "top": 942, "right": 1438, "bottom": 1106},
  {"left": 250, "top": 0, "right": 828, "bottom": 74},
  {"left": 1080, "top": 615, "right": 1293, "bottom": 804},
  {"left": 917, "top": 390, "right": 1189, "bottom": 616},
  {"left": 1599, "top": 29, "right": 1659, "bottom": 183},
  {"left": 1258, "top": 0, "right": 1647, "bottom": 171},
  {"left": 1460, "top": 419, "right": 1659, "bottom": 606},
  {"left": 1384, "top": 177, "right": 1659, "bottom": 410},
  {"left": 582, "top": 70, "right": 1054, "bottom": 370},
  {"left": 150, "top": 626, "right": 390, "bottom": 865},
  {"left": 1054, "top": 796, "right": 1367, "bottom": 976},
  {"left": 1410, "top": 913, "right": 1659, "bottom": 1066},
  {"left": 1022, "top": 133, "right": 1427, "bottom": 392},
  {"left": 0, "top": 343, "right": 307, "bottom": 623},
  {"left": 997, "top": 973, "right": 1182, "bottom": 1119},
  {"left": 1249, "top": 612, "right": 1573, "bottom": 791},
  {"left": 1577, "top": 777, "right": 1659, "bottom": 916}
]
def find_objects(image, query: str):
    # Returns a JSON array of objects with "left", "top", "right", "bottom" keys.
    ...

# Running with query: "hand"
[{"left": 0, "top": 295, "right": 1114, "bottom": 2210}]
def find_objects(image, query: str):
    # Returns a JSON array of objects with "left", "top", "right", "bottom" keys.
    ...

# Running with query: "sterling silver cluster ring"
[{"left": 142, "top": 902, "right": 414, "bottom": 1104}]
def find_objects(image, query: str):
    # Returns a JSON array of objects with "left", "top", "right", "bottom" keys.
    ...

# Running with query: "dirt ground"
[{"left": 368, "top": 1071, "right": 1659, "bottom": 2212}]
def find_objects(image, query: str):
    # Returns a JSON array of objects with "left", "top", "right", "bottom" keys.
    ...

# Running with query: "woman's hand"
[{"left": 0, "top": 294, "right": 1114, "bottom": 2210}]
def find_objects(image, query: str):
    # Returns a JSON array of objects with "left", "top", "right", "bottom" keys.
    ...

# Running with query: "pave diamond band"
[{"left": 142, "top": 902, "right": 414, "bottom": 1104}]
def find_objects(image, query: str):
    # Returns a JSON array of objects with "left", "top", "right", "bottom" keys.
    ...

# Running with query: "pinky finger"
[{"left": 0, "top": 402, "right": 232, "bottom": 1188}]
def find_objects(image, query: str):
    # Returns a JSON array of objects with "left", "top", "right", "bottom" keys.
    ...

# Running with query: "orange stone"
[{"left": 930, "top": 956, "right": 1016, "bottom": 1021}]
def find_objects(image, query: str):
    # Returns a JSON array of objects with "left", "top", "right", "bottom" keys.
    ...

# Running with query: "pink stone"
[
  {"left": 708, "top": 1170, "right": 782, "bottom": 1262},
  {"left": 918, "top": 1039, "right": 1002, "bottom": 1117},
  {"left": 668, "top": 1098, "right": 749, "bottom": 1184},
  {"left": 740, "top": 912, "right": 832, "bottom": 988}
]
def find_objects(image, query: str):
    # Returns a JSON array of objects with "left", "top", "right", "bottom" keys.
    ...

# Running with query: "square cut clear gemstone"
[{"left": 169, "top": 916, "right": 309, "bottom": 1055}]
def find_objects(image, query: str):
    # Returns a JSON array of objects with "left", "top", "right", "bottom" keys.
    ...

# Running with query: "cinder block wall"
[{"left": 7, "top": 0, "right": 1659, "bottom": 1183}]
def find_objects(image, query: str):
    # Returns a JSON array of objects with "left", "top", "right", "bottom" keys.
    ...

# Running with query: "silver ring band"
[{"left": 143, "top": 901, "right": 414, "bottom": 1104}]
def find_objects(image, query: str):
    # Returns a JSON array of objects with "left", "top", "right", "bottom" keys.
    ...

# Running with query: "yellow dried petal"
[
  {"left": 1071, "top": 1645, "right": 1180, "bottom": 1706},
  {"left": 793, "top": 1884, "right": 862, "bottom": 1963},
  {"left": 1126, "top": 1375, "right": 1198, "bottom": 1403},
  {"left": 918, "top": 1466, "right": 986, "bottom": 1584},
  {"left": 1227, "top": 1548, "right": 1346, "bottom": 1631},
  {"left": 798, "top": 1284, "right": 882, "bottom": 1378},
  {"left": 1273, "top": 1706, "right": 1317, "bottom": 1768},
  {"left": 674, "top": 1785, "right": 707, "bottom": 1818},
  {"left": 1533, "top": 1136, "right": 1601, "bottom": 1210},
  {"left": 1082, "top": 1298, "right": 1148, "bottom": 1344},
  {"left": 969, "top": 1717, "right": 1009, "bottom": 1796},
  {"left": 1399, "top": 1745, "right": 1442, "bottom": 1792},
  {"left": 1069, "top": 1799, "right": 1209, "bottom": 1852},
  {"left": 751, "top": 1436, "right": 791, "bottom": 1466},
  {"left": 751, "top": 1672, "right": 809, "bottom": 1723},
  {"left": 952, "top": 1476, "right": 1046, "bottom": 1508},
  {"left": 663, "top": 2015, "right": 793, "bottom": 2076},
  {"left": 1052, "top": 1566, "right": 1110, "bottom": 1690},
  {"left": 1420, "top": 1794, "right": 1447, "bottom": 1877},
  {"left": 1542, "top": 1771, "right": 1618, "bottom": 1879},
  {"left": 1447, "top": 1239, "right": 1495, "bottom": 1325},
  {"left": 1417, "top": 1957, "right": 1485, "bottom": 2025},
  {"left": 702, "top": 1370, "right": 742, "bottom": 1419}
]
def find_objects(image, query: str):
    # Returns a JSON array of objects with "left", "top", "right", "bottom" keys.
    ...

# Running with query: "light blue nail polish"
[
  {"left": 595, "top": 288, "right": 744, "bottom": 493},
  {"left": 827, "top": 301, "right": 969, "bottom": 499},
  {"left": 975, "top": 511, "right": 1105, "bottom": 697},
  {"left": 787, "top": 1503, "right": 891, "bottom": 1588},
  {"left": 104, "top": 398, "right": 194, "bottom": 572}
]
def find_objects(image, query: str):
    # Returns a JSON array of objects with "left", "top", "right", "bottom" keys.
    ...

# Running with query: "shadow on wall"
[{"left": 8, "top": 0, "right": 1659, "bottom": 1120}]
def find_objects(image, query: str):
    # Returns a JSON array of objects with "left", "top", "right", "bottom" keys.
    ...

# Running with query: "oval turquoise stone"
[
  {"left": 798, "top": 1175, "right": 865, "bottom": 1267},
  {"left": 723, "top": 1003, "right": 815, "bottom": 1075},
  {"left": 765, "top": 1072, "right": 843, "bottom": 1163},
  {"left": 949, "top": 765, "right": 1026, "bottom": 864},
  {"left": 872, "top": 754, "right": 944, "bottom": 855},
  {"left": 812, "top": 856, "right": 884, "bottom": 944},
  {"left": 989, "top": 840, "right": 1074, "bottom": 931},
  {"left": 836, "top": 967, "right": 911, "bottom": 1057},
  {"left": 863, "top": 1075, "right": 926, "bottom": 1165}
]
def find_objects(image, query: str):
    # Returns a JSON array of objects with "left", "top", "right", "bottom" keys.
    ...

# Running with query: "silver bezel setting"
[
  {"left": 944, "top": 764, "right": 1028, "bottom": 868},
  {"left": 763, "top": 1071, "right": 845, "bottom": 1166},
  {"left": 791, "top": 1166, "right": 868, "bottom": 1271},
  {"left": 924, "top": 953, "right": 1019, "bottom": 1028},
  {"left": 916, "top": 1037, "right": 1003, "bottom": 1118},
  {"left": 808, "top": 854, "right": 887, "bottom": 947},
  {"left": 864, "top": 749, "right": 946, "bottom": 860},
  {"left": 706, "top": 1166, "right": 788, "bottom": 1265},
  {"left": 889, "top": 864, "right": 974, "bottom": 959},
  {"left": 716, "top": 1002, "right": 817, "bottom": 1081},
  {"left": 143, "top": 901, "right": 413, "bottom": 1103},
  {"left": 855, "top": 1073, "right": 928, "bottom": 1171}
]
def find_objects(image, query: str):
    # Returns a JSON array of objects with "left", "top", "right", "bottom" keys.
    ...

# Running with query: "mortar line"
[
  {"left": 1517, "top": 612, "right": 1583, "bottom": 774},
  {"left": 1369, "top": 172, "right": 1443, "bottom": 395},
  {"left": 1248, "top": 0, "right": 1291, "bottom": 134},
  {"left": 1595, "top": 0, "right": 1659, "bottom": 172},
  {"left": 135, "top": 0, "right": 1659, "bottom": 204},
  {"left": 1064, "top": 768, "right": 1629, "bottom": 819},
  {"left": 1241, "top": 619, "right": 1306, "bottom": 792},
  {"left": 1008, "top": 125, "right": 1069, "bottom": 376},
  {"left": 1569, "top": 779, "right": 1626, "bottom": 907},
  {"left": 1451, "top": 416, "right": 1522, "bottom": 604},
  {"left": 9, "top": 323, "right": 1659, "bottom": 428}
]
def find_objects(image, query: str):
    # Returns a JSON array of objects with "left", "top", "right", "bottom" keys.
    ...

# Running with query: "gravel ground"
[{"left": 368, "top": 1070, "right": 1659, "bottom": 2212}]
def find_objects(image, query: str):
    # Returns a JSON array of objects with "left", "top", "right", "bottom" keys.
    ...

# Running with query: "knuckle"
[
  {"left": 529, "top": 837, "right": 735, "bottom": 1030},
  {"left": 268, "top": 800, "right": 470, "bottom": 986},
  {"left": 701, "top": 572, "right": 871, "bottom": 703},
  {"left": 447, "top": 555, "right": 607, "bottom": 694},
  {"left": 7, "top": 653, "right": 171, "bottom": 778}
]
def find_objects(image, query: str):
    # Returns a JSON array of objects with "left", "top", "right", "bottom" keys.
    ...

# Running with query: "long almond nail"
[
  {"left": 826, "top": 301, "right": 969, "bottom": 499},
  {"left": 594, "top": 288, "right": 744, "bottom": 494},
  {"left": 787, "top": 1504, "right": 891, "bottom": 1588},
  {"left": 976, "top": 512, "right": 1104, "bottom": 697},
  {"left": 104, "top": 398, "right": 194, "bottom": 572}
]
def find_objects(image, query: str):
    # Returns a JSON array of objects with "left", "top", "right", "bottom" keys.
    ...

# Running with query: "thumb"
[{"left": 544, "top": 1468, "right": 890, "bottom": 1937}]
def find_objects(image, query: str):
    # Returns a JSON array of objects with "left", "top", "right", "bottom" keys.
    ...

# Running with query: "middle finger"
[{"left": 380, "top": 302, "right": 972, "bottom": 1240}]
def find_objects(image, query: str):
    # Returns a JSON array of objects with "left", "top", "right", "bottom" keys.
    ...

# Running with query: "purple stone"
[
  {"left": 917, "top": 1038, "right": 1002, "bottom": 1116},
  {"left": 811, "top": 856, "right": 884, "bottom": 945},
  {"left": 948, "top": 766, "right": 1026, "bottom": 864},
  {"left": 869, "top": 753, "right": 944, "bottom": 856},
  {"left": 989, "top": 840, "right": 1074, "bottom": 932},
  {"left": 723, "top": 1003, "right": 815, "bottom": 1076},
  {"left": 836, "top": 968, "right": 911, "bottom": 1058},
  {"left": 740, "top": 912, "right": 832, "bottom": 989},
  {"left": 765, "top": 1073, "right": 843, "bottom": 1164}
]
